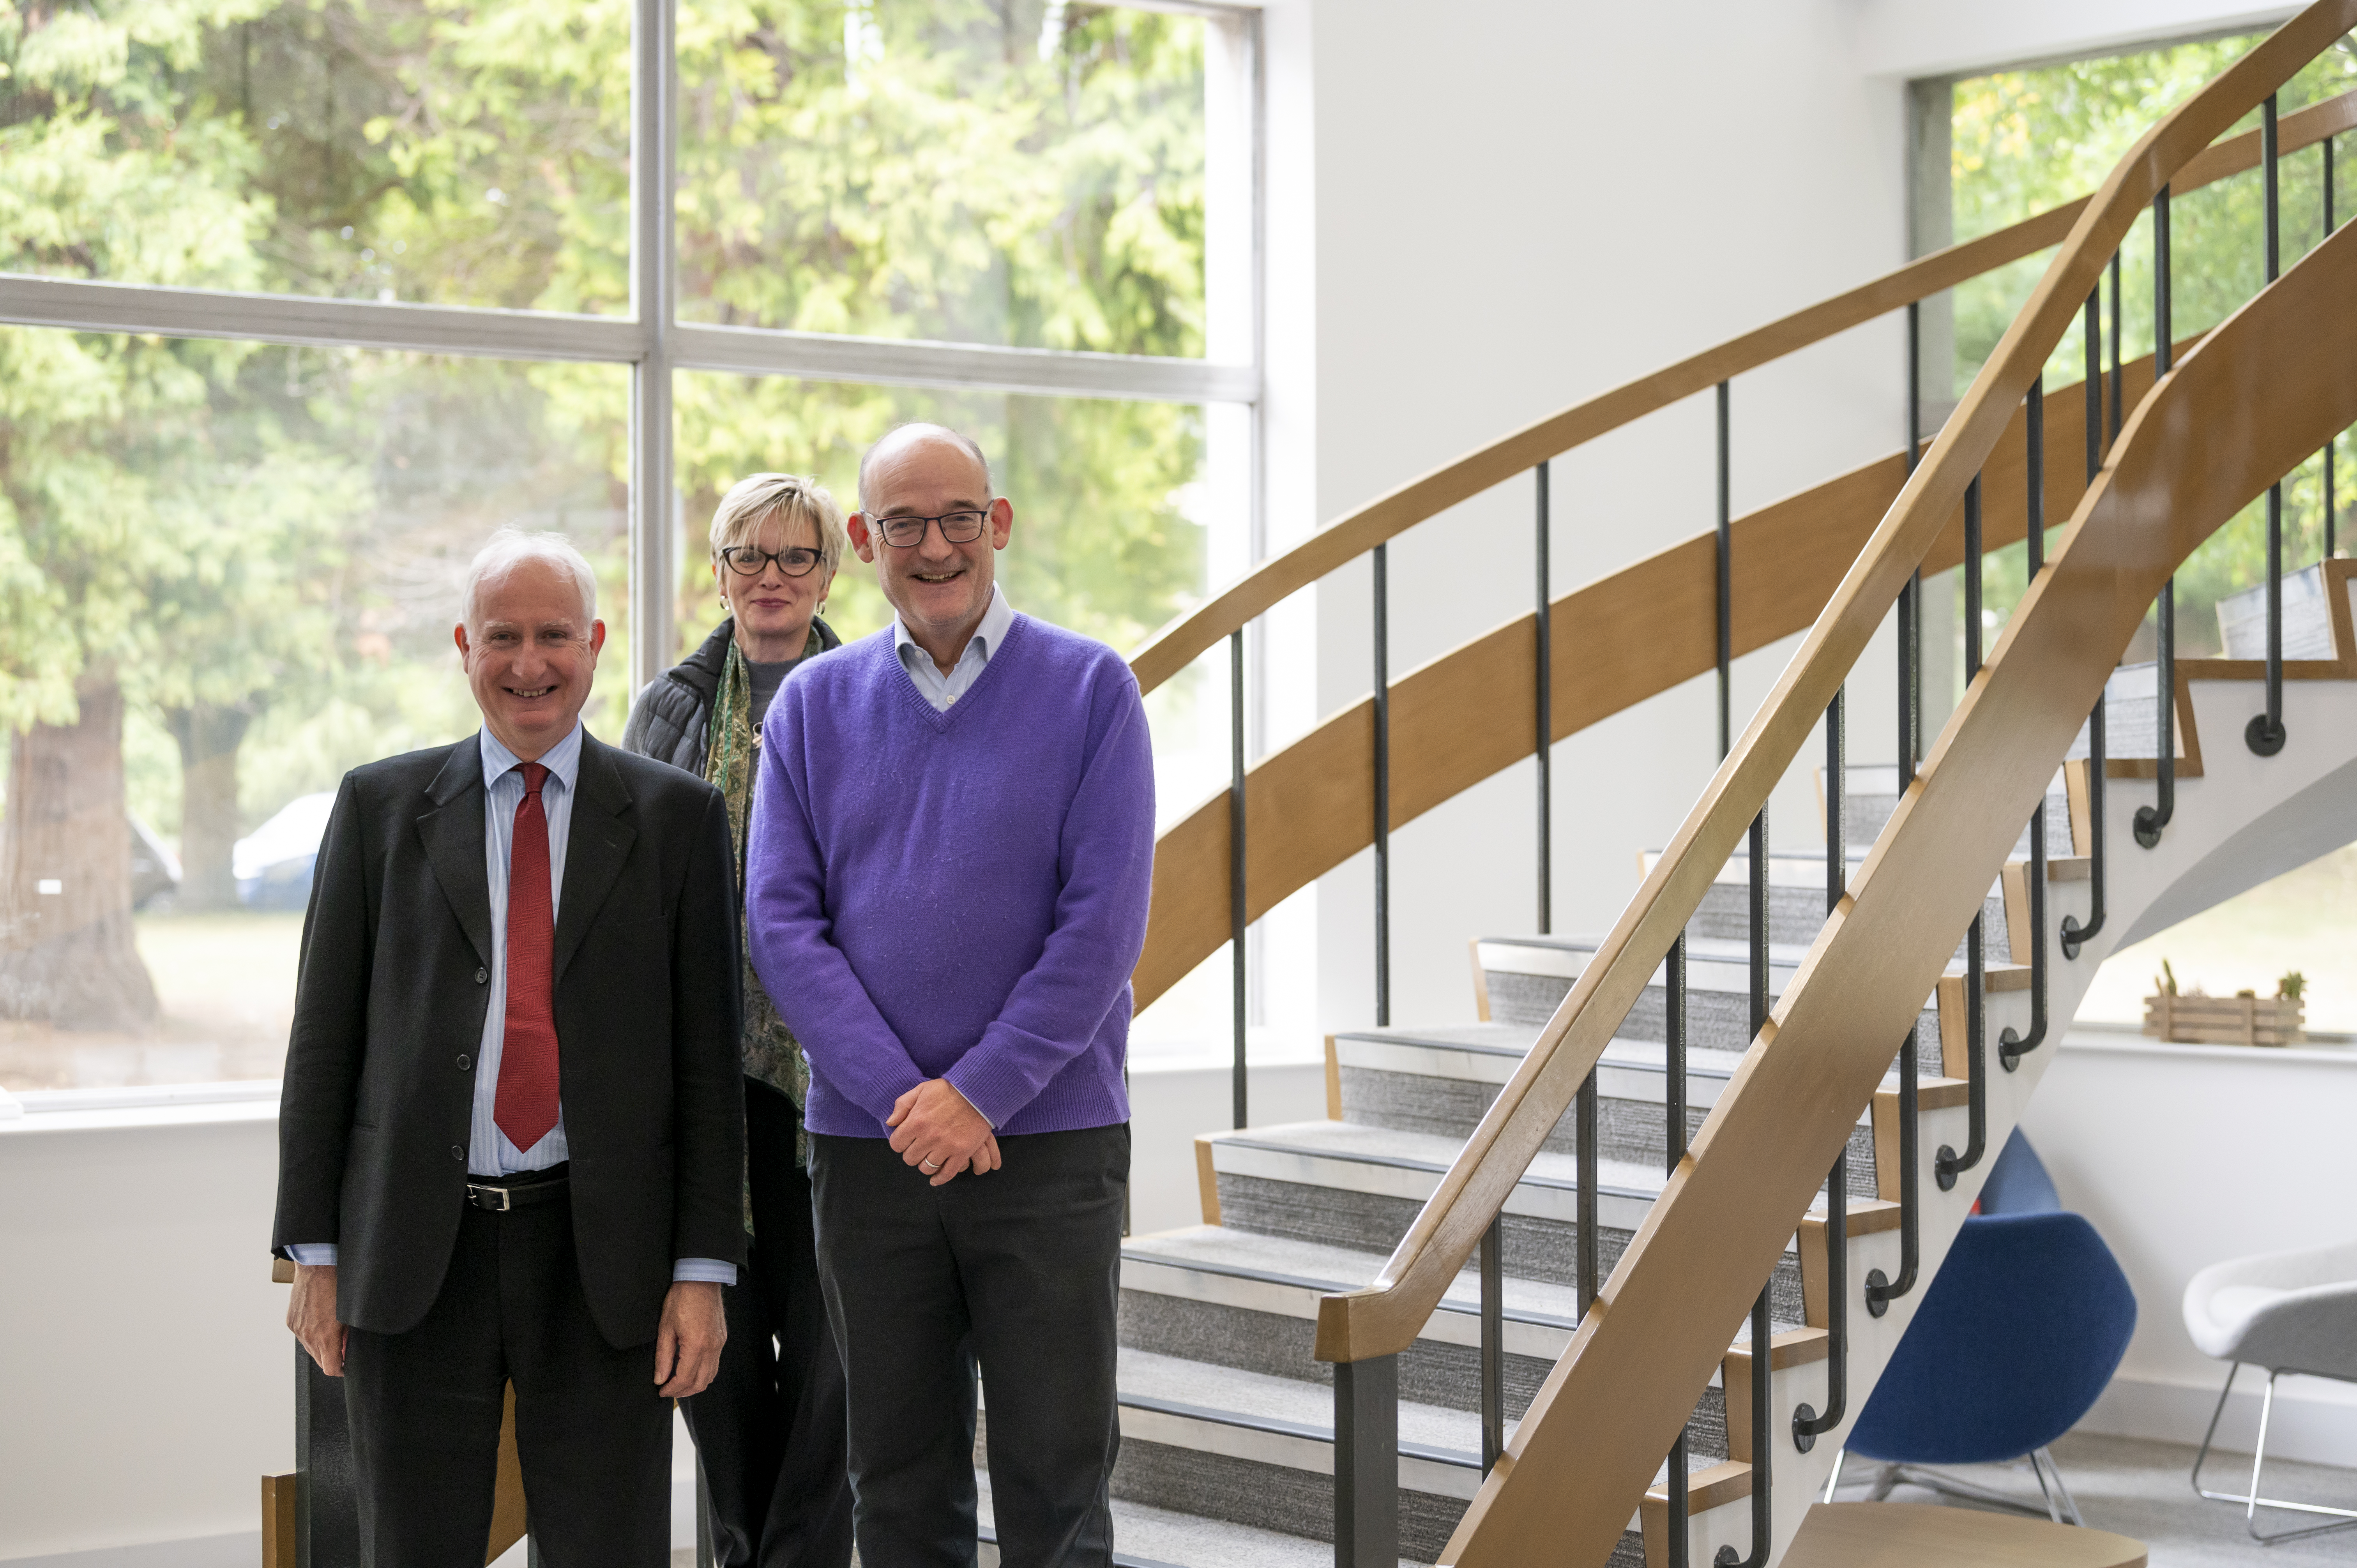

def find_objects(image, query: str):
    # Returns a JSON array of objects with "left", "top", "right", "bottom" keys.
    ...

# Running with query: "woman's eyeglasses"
[{"left": 719, "top": 545, "right": 824, "bottom": 578}]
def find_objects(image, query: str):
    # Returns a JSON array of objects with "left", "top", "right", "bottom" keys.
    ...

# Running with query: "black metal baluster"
[
  {"left": 1869, "top": 301, "right": 1924, "bottom": 1318},
  {"left": 1232, "top": 628, "right": 1248, "bottom": 1129},
  {"left": 2328, "top": 134, "right": 2339, "bottom": 562},
  {"left": 1865, "top": 1024, "right": 1920, "bottom": 1317},
  {"left": 1794, "top": 691, "right": 1847, "bottom": 1450},
  {"left": 1749, "top": 808, "right": 1769, "bottom": 1044},
  {"left": 2108, "top": 251, "right": 2123, "bottom": 446},
  {"left": 1480, "top": 1214, "right": 1504, "bottom": 1474},
  {"left": 1717, "top": 380, "right": 1733, "bottom": 757},
  {"left": 2138, "top": 188, "right": 2177, "bottom": 849},
  {"left": 1536, "top": 462, "right": 1553, "bottom": 933},
  {"left": 1666, "top": 934, "right": 1689, "bottom": 1568},
  {"left": 1936, "top": 477, "right": 1989, "bottom": 1188},
  {"left": 2250, "top": 95, "right": 2289, "bottom": 758},
  {"left": 1716, "top": 1288, "right": 1773, "bottom": 1568},
  {"left": 1793, "top": 1150, "right": 1846, "bottom": 1451},
  {"left": 2062, "top": 284, "right": 2109, "bottom": 959},
  {"left": 1334, "top": 1354, "right": 1399, "bottom": 1568},
  {"left": 2003, "top": 379, "right": 2051, "bottom": 1072},
  {"left": 1577, "top": 1067, "right": 1599, "bottom": 1317},
  {"left": 1347, "top": 547, "right": 1397, "bottom": 1566},
  {"left": 1373, "top": 544, "right": 1391, "bottom": 1024},
  {"left": 1719, "top": 829, "right": 1773, "bottom": 1565}
]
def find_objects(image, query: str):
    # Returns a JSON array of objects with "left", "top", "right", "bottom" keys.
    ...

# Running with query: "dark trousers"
[
  {"left": 342, "top": 1166, "right": 673, "bottom": 1568},
  {"left": 684, "top": 1082, "right": 855, "bottom": 1568},
  {"left": 809, "top": 1123, "right": 1129, "bottom": 1568}
]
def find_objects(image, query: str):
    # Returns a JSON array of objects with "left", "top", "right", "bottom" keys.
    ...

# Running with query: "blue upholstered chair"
[{"left": 1827, "top": 1131, "right": 2138, "bottom": 1526}]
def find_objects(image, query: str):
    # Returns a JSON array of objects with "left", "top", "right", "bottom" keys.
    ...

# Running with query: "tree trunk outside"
[
  {"left": 166, "top": 701, "right": 254, "bottom": 911},
  {"left": 0, "top": 673, "right": 161, "bottom": 1030}
]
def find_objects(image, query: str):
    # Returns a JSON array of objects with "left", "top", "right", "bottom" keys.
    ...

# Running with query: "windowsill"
[
  {"left": 2059, "top": 1021, "right": 2357, "bottom": 1067},
  {"left": 0, "top": 1079, "right": 281, "bottom": 1134}
]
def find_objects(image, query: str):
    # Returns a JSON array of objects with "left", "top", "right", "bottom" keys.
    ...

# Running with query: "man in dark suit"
[{"left": 274, "top": 529, "right": 746, "bottom": 1566}]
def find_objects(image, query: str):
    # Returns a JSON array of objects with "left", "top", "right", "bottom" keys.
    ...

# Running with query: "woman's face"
[{"left": 716, "top": 509, "right": 836, "bottom": 652}]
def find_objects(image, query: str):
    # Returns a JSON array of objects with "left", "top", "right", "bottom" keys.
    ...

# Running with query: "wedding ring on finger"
[{"left": 921, "top": 1156, "right": 942, "bottom": 1172}]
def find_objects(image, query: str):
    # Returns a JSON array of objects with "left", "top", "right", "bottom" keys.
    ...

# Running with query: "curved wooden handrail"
[
  {"left": 1449, "top": 153, "right": 2357, "bottom": 1568},
  {"left": 1133, "top": 344, "right": 2185, "bottom": 1008},
  {"left": 1127, "top": 83, "right": 2357, "bottom": 698}
]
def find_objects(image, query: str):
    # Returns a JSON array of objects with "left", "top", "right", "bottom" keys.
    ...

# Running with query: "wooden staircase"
[
  {"left": 1070, "top": 10, "right": 2357, "bottom": 1566},
  {"left": 1060, "top": 558, "right": 2357, "bottom": 1568}
]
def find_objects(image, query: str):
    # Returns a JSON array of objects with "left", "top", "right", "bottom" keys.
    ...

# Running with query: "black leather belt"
[{"left": 466, "top": 1170, "right": 569, "bottom": 1212}]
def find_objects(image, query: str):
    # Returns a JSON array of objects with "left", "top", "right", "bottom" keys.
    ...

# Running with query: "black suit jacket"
[{"left": 272, "top": 729, "right": 747, "bottom": 1348}]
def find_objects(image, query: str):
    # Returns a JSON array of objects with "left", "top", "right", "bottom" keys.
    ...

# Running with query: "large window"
[
  {"left": 0, "top": 0, "right": 1260, "bottom": 1093},
  {"left": 1937, "top": 33, "right": 2357, "bottom": 1035}
]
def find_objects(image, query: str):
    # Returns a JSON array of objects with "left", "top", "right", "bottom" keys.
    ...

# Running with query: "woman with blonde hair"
[{"left": 624, "top": 473, "right": 851, "bottom": 1568}]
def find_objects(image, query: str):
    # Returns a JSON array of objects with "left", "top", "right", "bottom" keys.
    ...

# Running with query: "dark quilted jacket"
[{"left": 621, "top": 615, "right": 842, "bottom": 775}]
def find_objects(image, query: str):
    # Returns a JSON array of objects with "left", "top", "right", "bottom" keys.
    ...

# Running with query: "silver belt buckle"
[{"left": 470, "top": 1182, "right": 513, "bottom": 1212}]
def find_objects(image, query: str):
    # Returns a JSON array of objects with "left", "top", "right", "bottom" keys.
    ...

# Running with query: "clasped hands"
[{"left": 887, "top": 1077, "right": 1000, "bottom": 1186}]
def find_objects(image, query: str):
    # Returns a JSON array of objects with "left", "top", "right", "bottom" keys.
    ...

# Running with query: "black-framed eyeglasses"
[
  {"left": 873, "top": 509, "right": 989, "bottom": 549},
  {"left": 719, "top": 544, "right": 825, "bottom": 578}
]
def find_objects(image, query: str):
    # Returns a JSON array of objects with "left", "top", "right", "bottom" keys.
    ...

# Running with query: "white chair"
[{"left": 2184, "top": 1238, "right": 2357, "bottom": 1544}]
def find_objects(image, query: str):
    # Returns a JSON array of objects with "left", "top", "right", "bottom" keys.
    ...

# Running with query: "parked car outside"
[{"left": 235, "top": 792, "right": 339, "bottom": 911}]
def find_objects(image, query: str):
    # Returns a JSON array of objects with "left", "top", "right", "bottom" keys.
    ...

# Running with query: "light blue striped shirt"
[
  {"left": 893, "top": 583, "right": 1012, "bottom": 710},
  {"left": 289, "top": 722, "right": 731, "bottom": 1285}
]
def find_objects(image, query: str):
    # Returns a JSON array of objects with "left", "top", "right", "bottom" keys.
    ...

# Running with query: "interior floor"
[{"left": 1827, "top": 1432, "right": 2357, "bottom": 1568}]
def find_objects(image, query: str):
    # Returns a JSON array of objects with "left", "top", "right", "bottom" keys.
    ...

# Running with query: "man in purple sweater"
[{"left": 744, "top": 423, "right": 1155, "bottom": 1568}]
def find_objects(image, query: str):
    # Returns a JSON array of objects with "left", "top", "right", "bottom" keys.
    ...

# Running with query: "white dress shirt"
[
  {"left": 290, "top": 723, "right": 731, "bottom": 1285},
  {"left": 893, "top": 583, "right": 1013, "bottom": 711}
]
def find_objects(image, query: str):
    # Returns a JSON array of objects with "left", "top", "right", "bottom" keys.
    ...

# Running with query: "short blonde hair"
[{"left": 709, "top": 473, "right": 847, "bottom": 573}]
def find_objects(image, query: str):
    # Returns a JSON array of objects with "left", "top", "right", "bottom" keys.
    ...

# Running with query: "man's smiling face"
[
  {"left": 848, "top": 426, "right": 1013, "bottom": 665},
  {"left": 454, "top": 556, "right": 605, "bottom": 761}
]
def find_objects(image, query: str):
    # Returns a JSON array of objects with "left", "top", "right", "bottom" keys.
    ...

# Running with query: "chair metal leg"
[
  {"left": 2190, "top": 1361, "right": 2242, "bottom": 1504},
  {"left": 1822, "top": 1450, "right": 1846, "bottom": 1504},
  {"left": 2030, "top": 1446, "right": 2084, "bottom": 1527},
  {"left": 2027, "top": 1446, "right": 2063, "bottom": 1524},
  {"left": 2191, "top": 1365, "right": 2357, "bottom": 1544}
]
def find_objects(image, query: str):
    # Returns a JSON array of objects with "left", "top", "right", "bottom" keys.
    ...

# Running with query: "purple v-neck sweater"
[{"left": 743, "top": 613, "right": 1155, "bottom": 1138}]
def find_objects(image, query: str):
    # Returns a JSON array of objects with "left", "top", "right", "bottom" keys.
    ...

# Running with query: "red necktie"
[{"left": 494, "top": 762, "right": 560, "bottom": 1152}]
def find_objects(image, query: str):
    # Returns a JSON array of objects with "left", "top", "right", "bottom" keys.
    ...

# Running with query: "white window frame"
[{"left": 0, "top": 0, "right": 1267, "bottom": 696}]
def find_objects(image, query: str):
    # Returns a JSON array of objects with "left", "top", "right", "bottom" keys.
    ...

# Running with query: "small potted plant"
[{"left": 2143, "top": 961, "right": 2306, "bottom": 1047}]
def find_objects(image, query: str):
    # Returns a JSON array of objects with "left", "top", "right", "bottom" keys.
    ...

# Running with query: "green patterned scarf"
[{"left": 705, "top": 627, "right": 822, "bottom": 1168}]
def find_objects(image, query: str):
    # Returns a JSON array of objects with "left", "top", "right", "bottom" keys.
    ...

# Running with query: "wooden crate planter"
[{"left": 2143, "top": 990, "right": 2305, "bottom": 1047}]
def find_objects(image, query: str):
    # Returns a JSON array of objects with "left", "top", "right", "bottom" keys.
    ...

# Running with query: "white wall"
[
  {"left": 2023, "top": 1032, "right": 2357, "bottom": 1466},
  {"left": 1258, "top": 0, "right": 1916, "bottom": 1038},
  {"left": 0, "top": 1101, "right": 290, "bottom": 1561},
  {"left": 1853, "top": 2, "right": 2299, "bottom": 80},
  {"left": 0, "top": 1061, "right": 1322, "bottom": 1563}
]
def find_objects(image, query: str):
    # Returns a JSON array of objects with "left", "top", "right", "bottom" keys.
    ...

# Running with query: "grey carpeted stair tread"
[
  {"left": 1472, "top": 933, "right": 1948, "bottom": 1076},
  {"left": 1336, "top": 1024, "right": 1749, "bottom": 1080},
  {"left": 974, "top": 1468, "right": 1412, "bottom": 1568},
  {"left": 1211, "top": 1118, "right": 1670, "bottom": 1199},
  {"left": 1124, "top": 1225, "right": 1806, "bottom": 1352},
  {"left": 1118, "top": 1347, "right": 1482, "bottom": 1460},
  {"left": 2218, "top": 561, "right": 2337, "bottom": 659},
  {"left": 1124, "top": 1224, "right": 1581, "bottom": 1324},
  {"left": 1334, "top": 1026, "right": 1951, "bottom": 1099},
  {"left": 1845, "top": 764, "right": 2073, "bottom": 858}
]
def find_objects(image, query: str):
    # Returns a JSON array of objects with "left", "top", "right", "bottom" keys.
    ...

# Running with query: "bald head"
[
  {"left": 847, "top": 421, "right": 1014, "bottom": 675},
  {"left": 858, "top": 422, "right": 991, "bottom": 509}
]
